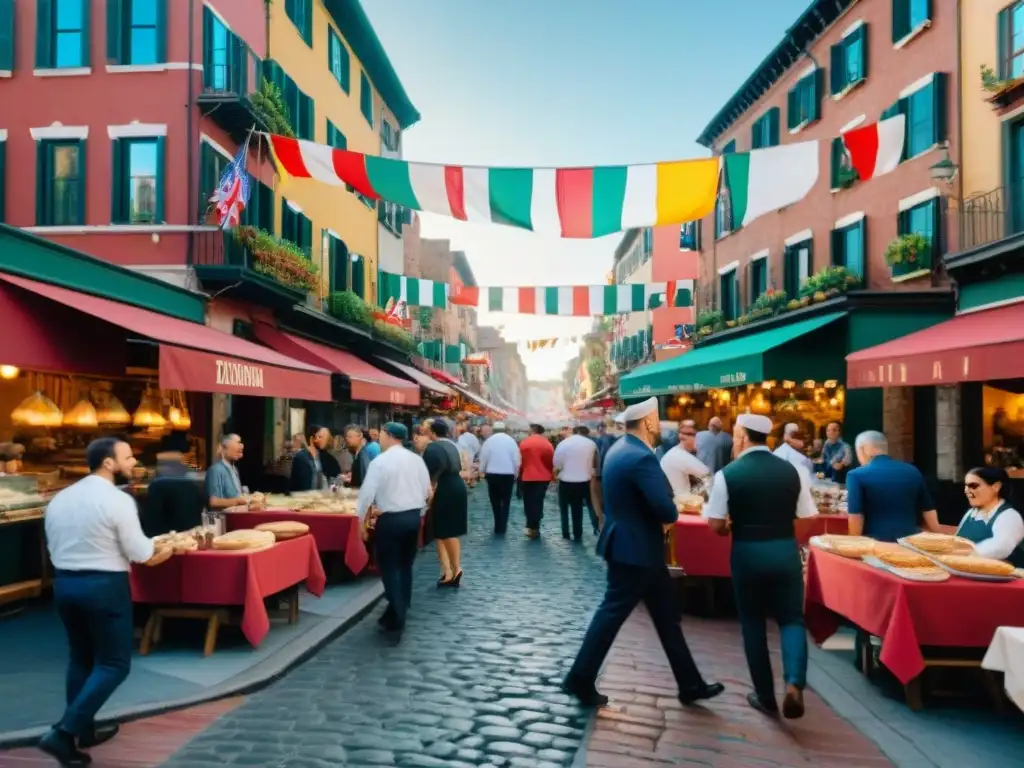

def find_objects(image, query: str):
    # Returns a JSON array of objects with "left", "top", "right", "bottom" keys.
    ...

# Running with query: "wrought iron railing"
[
  {"left": 957, "top": 183, "right": 1024, "bottom": 252},
  {"left": 191, "top": 229, "right": 318, "bottom": 296}
]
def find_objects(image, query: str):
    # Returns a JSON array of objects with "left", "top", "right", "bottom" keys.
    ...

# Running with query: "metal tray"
[
  {"left": 896, "top": 538, "right": 1018, "bottom": 583},
  {"left": 861, "top": 555, "right": 950, "bottom": 582}
]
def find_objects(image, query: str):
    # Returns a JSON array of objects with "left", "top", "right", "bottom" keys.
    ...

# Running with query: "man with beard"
[
  {"left": 39, "top": 438, "right": 161, "bottom": 763},
  {"left": 563, "top": 397, "right": 723, "bottom": 708}
]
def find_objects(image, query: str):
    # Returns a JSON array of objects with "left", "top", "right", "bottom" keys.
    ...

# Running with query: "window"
[
  {"left": 715, "top": 187, "right": 732, "bottom": 239},
  {"left": 351, "top": 254, "right": 365, "bottom": 299},
  {"left": 830, "top": 23, "right": 868, "bottom": 96},
  {"left": 882, "top": 73, "right": 947, "bottom": 160},
  {"left": 680, "top": 220, "right": 700, "bottom": 250},
  {"left": 381, "top": 119, "right": 399, "bottom": 152},
  {"left": 0, "top": 135, "right": 5, "bottom": 223},
  {"left": 378, "top": 200, "right": 402, "bottom": 235},
  {"left": 751, "top": 108, "right": 780, "bottom": 149},
  {"left": 830, "top": 138, "right": 859, "bottom": 190},
  {"left": 202, "top": 6, "right": 250, "bottom": 93},
  {"left": 360, "top": 70, "right": 373, "bottom": 126},
  {"left": 36, "top": 139, "right": 85, "bottom": 225},
  {"left": 107, "top": 0, "right": 165, "bottom": 65},
  {"left": 198, "top": 141, "right": 229, "bottom": 223},
  {"left": 787, "top": 70, "right": 822, "bottom": 130},
  {"left": 328, "top": 27, "right": 350, "bottom": 92},
  {"left": 641, "top": 227, "right": 653, "bottom": 261},
  {"left": 326, "top": 121, "right": 347, "bottom": 150},
  {"left": 719, "top": 269, "right": 739, "bottom": 322},
  {"left": 898, "top": 198, "right": 939, "bottom": 269},
  {"left": 831, "top": 218, "right": 866, "bottom": 280},
  {"left": 37, "top": 0, "right": 90, "bottom": 69},
  {"left": 112, "top": 137, "right": 162, "bottom": 224},
  {"left": 264, "top": 61, "right": 314, "bottom": 140},
  {"left": 325, "top": 232, "right": 348, "bottom": 294},
  {"left": 892, "top": 0, "right": 932, "bottom": 45},
  {"left": 240, "top": 180, "right": 274, "bottom": 233},
  {"left": 783, "top": 239, "right": 812, "bottom": 298},
  {"left": 999, "top": 2, "right": 1024, "bottom": 79},
  {"left": 748, "top": 257, "right": 768, "bottom": 304},
  {"left": 281, "top": 199, "right": 312, "bottom": 255},
  {"left": 346, "top": 183, "right": 375, "bottom": 209},
  {"left": 285, "top": 0, "right": 312, "bottom": 46},
  {"left": 0, "top": 0, "right": 15, "bottom": 74}
]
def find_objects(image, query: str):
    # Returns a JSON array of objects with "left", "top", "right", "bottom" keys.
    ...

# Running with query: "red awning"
[
  {"left": 0, "top": 273, "right": 332, "bottom": 400},
  {"left": 253, "top": 324, "right": 419, "bottom": 406},
  {"left": 846, "top": 302, "right": 1024, "bottom": 388},
  {"left": 427, "top": 368, "right": 461, "bottom": 385},
  {"left": 375, "top": 357, "right": 454, "bottom": 396}
]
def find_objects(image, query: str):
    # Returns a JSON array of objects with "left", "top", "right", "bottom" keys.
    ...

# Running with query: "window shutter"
[
  {"left": 0, "top": 0, "right": 12, "bottom": 73},
  {"left": 929, "top": 197, "right": 941, "bottom": 261},
  {"left": 306, "top": 94, "right": 315, "bottom": 141},
  {"left": 829, "top": 138, "right": 843, "bottom": 190},
  {"left": 858, "top": 23, "right": 869, "bottom": 81},
  {"left": 857, "top": 218, "right": 868, "bottom": 282},
  {"left": 155, "top": 0, "right": 167, "bottom": 63},
  {"left": 201, "top": 7, "right": 213, "bottom": 87},
  {"left": 933, "top": 72, "right": 948, "bottom": 144},
  {"left": 829, "top": 42, "right": 843, "bottom": 95},
  {"left": 892, "top": 0, "right": 908, "bottom": 44},
  {"left": 36, "top": 0, "right": 54, "bottom": 68},
  {"left": 154, "top": 136, "right": 166, "bottom": 223},
  {"left": 0, "top": 139, "right": 5, "bottom": 222},
  {"left": 786, "top": 87, "right": 798, "bottom": 130},
  {"left": 830, "top": 227, "right": 842, "bottom": 268},
  {"left": 75, "top": 139, "right": 87, "bottom": 225},
  {"left": 998, "top": 9, "right": 1010, "bottom": 80},
  {"left": 106, "top": 0, "right": 123, "bottom": 64},
  {"left": 377, "top": 199, "right": 387, "bottom": 224},
  {"left": 110, "top": 139, "right": 124, "bottom": 223},
  {"left": 302, "top": 214, "right": 313, "bottom": 256},
  {"left": 769, "top": 107, "right": 780, "bottom": 146},
  {"left": 751, "top": 119, "right": 760, "bottom": 150},
  {"left": 199, "top": 143, "right": 212, "bottom": 221},
  {"left": 35, "top": 142, "right": 49, "bottom": 225},
  {"left": 79, "top": 0, "right": 91, "bottom": 67}
]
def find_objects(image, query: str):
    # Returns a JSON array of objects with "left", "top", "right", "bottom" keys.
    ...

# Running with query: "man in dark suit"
[{"left": 563, "top": 397, "right": 723, "bottom": 708}]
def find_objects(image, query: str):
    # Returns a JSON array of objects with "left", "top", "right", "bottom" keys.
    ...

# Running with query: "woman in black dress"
[{"left": 423, "top": 420, "right": 468, "bottom": 586}]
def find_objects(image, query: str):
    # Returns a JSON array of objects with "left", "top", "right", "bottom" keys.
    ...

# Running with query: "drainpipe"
[
  {"left": 955, "top": 0, "right": 964, "bottom": 230},
  {"left": 186, "top": 0, "right": 195, "bottom": 264}
]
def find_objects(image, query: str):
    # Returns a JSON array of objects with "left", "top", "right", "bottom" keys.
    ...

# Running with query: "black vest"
[{"left": 721, "top": 449, "right": 801, "bottom": 541}]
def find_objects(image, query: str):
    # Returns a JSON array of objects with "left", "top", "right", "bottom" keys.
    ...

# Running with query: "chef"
[
  {"left": 773, "top": 423, "right": 814, "bottom": 478},
  {"left": 704, "top": 413, "right": 817, "bottom": 720}
]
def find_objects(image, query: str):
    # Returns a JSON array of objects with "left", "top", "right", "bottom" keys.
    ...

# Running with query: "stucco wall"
[{"left": 961, "top": 0, "right": 1005, "bottom": 198}]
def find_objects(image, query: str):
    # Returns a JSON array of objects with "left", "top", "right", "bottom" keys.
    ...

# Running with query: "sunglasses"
[{"left": 964, "top": 482, "right": 982, "bottom": 490}]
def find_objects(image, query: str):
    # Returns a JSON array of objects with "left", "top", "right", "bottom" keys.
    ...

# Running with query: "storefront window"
[{"left": 982, "top": 383, "right": 1024, "bottom": 470}]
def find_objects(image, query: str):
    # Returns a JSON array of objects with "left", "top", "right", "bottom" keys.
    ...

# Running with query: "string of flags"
[{"left": 264, "top": 115, "right": 905, "bottom": 239}]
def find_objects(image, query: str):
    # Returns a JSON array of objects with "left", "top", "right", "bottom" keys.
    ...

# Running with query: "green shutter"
[
  {"left": 998, "top": 8, "right": 1011, "bottom": 80},
  {"left": 36, "top": 142, "right": 49, "bottom": 225},
  {"left": 199, "top": 143, "right": 212, "bottom": 221},
  {"left": 340, "top": 41, "right": 350, "bottom": 92},
  {"left": 75, "top": 139, "right": 86, "bottom": 225},
  {"left": 830, "top": 137, "right": 843, "bottom": 190},
  {"left": 857, "top": 218, "right": 868, "bottom": 282},
  {"left": 857, "top": 23, "right": 869, "bottom": 81},
  {"left": 377, "top": 199, "right": 387, "bottom": 225},
  {"left": 786, "top": 86, "right": 798, "bottom": 131},
  {"left": 0, "top": 138, "right": 5, "bottom": 223},
  {"left": 201, "top": 7, "right": 213, "bottom": 87},
  {"left": 80, "top": 0, "right": 91, "bottom": 67},
  {"left": 111, "top": 139, "right": 124, "bottom": 223},
  {"left": 768, "top": 107, "right": 780, "bottom": 146},
  {"left": 155, "top": 0, "right": 167, "bottom": 63},
  {"left": 892, "top": 0, "right": 908, "bottom": 43},
  {"left": 305, "top": 93, "right": 315, "bottom": 140},
  {"left": 154, "top": 136, "right": 165, "bottom": 223},
  {"left": 933, "top": 72, "right": 948, "bottom": 144},
  {"left": 106, "top": 0, "right": 123, "bottom": 64},
  {"left": 811, "top": 67, "right": 824, "bottom": 122},
  {"left": 930, "top": 198, "right": 941, "bottom": 262},
  {"left": 301, "top": 214, "right": 312, "bottom": 256},
  {"left": 829, "top": 41, "right": 843, "bottom": 95},
  {"left": 36, "top": 0, "right": 54, "bottom": 68},
  {"left": 0, "top": 0, "right": 15, "bottom": 72},
  {"left": 830, "top": 227, "right": 842, "bottom": 267}
]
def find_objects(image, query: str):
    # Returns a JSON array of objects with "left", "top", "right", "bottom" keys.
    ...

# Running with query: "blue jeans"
[
  {"left": 730, "top": 539, "right": 807, "bottom": 702},
  {"left": 53, "top": 570, "right": 134, "bottom": 736},
  {"left": 374, "top": 510, "right": 422, "bottom": 629}
]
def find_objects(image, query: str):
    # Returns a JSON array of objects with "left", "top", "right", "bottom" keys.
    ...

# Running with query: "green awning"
[{"left": 620, "top": 312, "right": 847, "bottom": 397}]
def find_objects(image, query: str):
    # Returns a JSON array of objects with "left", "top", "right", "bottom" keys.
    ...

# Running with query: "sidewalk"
[{"left": 584, "top": 612, "right": 892, "bottom": 768}]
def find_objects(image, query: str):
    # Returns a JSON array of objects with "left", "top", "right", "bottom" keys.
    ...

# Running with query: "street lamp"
[{"left": 930, "top": 149, "right": 959, "bottom": 183}]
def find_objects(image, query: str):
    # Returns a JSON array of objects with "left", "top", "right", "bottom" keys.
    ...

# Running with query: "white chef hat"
[
  {"left": 618, "top": 397, "right": 659, "bottom": 424},
  {"left": 737, "top": 412, "right": 774, "bottom": 435}
]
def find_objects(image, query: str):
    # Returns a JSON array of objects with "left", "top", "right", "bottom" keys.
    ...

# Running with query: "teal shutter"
[
  {"left": 933, "top": 72, "right": 948, "bottom": 144},
  {"left": 301, "top": 214, "right": 312, "bottom": 256},
  {"left": 722, "top": 139, "right": 735, "bottom": 154},
  {"left": 829, "top": 42, "right": 843, "bottom": 95},
  {"left": 930, "top": 198, "right": 941, "bottom": 262},
  {"left": 110, "top": 139, "right": 124, "bottom": 223},
  {"left": 0, "top": 139, "right": 5, "bottom": 222},
  {"left": 75, "top": 138, "right": 87, "bottom": 225},
  {"left": 830, "top": 138, "right": 843, "bottom": 190},
  {"left": 201, "top": 6, "right": 213, "bottom": 87},
  {"left": 892, "top": 0, "right": 908, "bottom": 43},
  {"left": 768, "top": 107, "right": 780, "bottom": 146},
  {"left": 36, "top": 142, "right": 50, "bottom": 225},
  {"left": 80, "top": 0, "right": 91, "bottom": 67},
  {"left": 154, "top": 136, "right": 165, "bottom": 223},
  {"left": 106, "top": 0, "right": 123, "bottom": 64},
  {"left": 0, "top": 0, "right": 15, "bottom": 72},
  {"left": 857, "top": 23, "right": 869, "bottom": 81},
  {"left": 811, "top": 67, "right": 824, "bottom": 122},
  {"left": 786, "top": 86, "right": 798, "bottom": 130},
  {"left": 857, "top": 218, "right": 868, "bottom": 282},
  {"left": 305, "top": 93, "right": 315, "bottom": 140},
  {"left": 998, "top": 9, "right": 1010, "bottom": 80},
  {"left": 198, "top": 143, "right": 212, "bottom": 221},
  {"left": 830, "top": 227, "right": 842, "bottom": 267},
  {"left": 340, "top": 41, "right": 349, "bottom": 92},
  {"left": 36, "top": 0, "right": 54, "bottom": 68},
  {"left": 155, "top": 0, "right": 167, "bottom": 63}
]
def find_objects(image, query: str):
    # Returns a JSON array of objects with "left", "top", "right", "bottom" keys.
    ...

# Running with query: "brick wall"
[
  {"left": 882, "top": 387, "right": 914, "bottom": 461},
  {"left": 936, "top": 385, "right": 962, "bottom": 481}
]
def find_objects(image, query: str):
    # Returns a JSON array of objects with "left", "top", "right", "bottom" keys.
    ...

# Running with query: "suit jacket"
[
  {"left": 596, "top": 434, "right": 677, "bottom": 568},
  {"left": 289, "top": 448, "right": 341, "bottom": 492},
  {"left": 846, "top": 455, "right": 933, "bottom": 542}
]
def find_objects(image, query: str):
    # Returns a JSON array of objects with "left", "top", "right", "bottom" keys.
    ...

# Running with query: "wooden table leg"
[
  {"left": 904, "top": 676, "right": 924, "bottom": 711},
  {"left": 140, "top": 614, "right": 158, "bottom": 656},
  {"left": 981, "top": 670, "right": 1006, "bottom": 714},
  {"left": 203, "top": 613, "right": 221, "bottom": 657}
]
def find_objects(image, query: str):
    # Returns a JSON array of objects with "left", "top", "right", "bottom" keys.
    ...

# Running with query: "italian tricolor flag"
[
  {"left": 842, "top": 115, "right": 906, "bottom": 181},
  {"left": 451, "top": 281, "right": 694, "bottom": 316},
  {"left": 379, "top": 272, "right": 448, "bottom": 308},
  {"left": 268, "top": 135, "right": 719, "bottom": 238},
  {"left": 722, "top": 141, "right": 820, "bottom": 229}
]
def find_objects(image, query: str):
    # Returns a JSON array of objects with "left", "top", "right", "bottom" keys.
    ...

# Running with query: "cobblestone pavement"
[
  {"left": 162, "top": 484, "right": 606, "bottom": 767},
  {"left": 585, "top": 612, "right": 894, "bottom": 768}
]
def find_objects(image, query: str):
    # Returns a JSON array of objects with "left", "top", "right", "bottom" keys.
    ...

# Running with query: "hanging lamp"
[
  {"left": 168, "top": 391, "right": 191, "bottom": 430},
  {"left": 11, "top": 391, "right": 64, "bottom": 428},
  {"left": 133, "top": 387, "right": 167, "bottom": 428},
  {"left": 63, "top": 399, "right": 99, "bottom": 428},
  {"left": 96, "top": 395, "right": 131, "bottom": 426}
]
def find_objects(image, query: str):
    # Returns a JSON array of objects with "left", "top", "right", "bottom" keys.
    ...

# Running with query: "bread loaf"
[
  {"left": 820, "top": 535, "right": 875, "bottom": 558},
  {"left": 212, "top": 529, "right": 276, "bottom": 550},
  {"left": 254, "top": 521, "right": 310, "bottom": 540},
  {"left": 905, "top": 532, "right": 975, "bottom": 555},
  {"left": 872, "top": 543, "right": 932, "bottom": 569},
  {"left": 938, "top": 554, "right": 1016, "bottom": 577}
]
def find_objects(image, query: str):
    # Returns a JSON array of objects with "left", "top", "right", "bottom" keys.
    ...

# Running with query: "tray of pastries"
[
  {"left": 861, "top": 555, "right": 950, "bottom": 582},
  {"left": 212, "top": 529, "right": 276, "bottom": 551},
  {"left": 257, "top": 494, "right": 356, "bottom": 515},
  {"left": 932, "top": 554, "right": 1017, "bottom": 582},
  {"left": 674, "top": 494, "right": 704, "bottom": 515},
  {"left": 254, "top": 521, "right": 310, "bottom": 541},
  {"left": 153, "top": 530, "right": 200, "bottom": 554},
  {"left": 809, "top": 534, "right": 876, "bottom": 559},
  {"left": 901, "top": 532, "right": 975, "bottom": 556},
  {"left": 872, "top": 542, "right": 934, "bottom": 569}
]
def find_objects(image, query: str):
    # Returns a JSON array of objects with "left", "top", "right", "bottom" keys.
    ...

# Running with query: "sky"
[{"left": 361, "top": 0, "right": 811, "bottom": 381}]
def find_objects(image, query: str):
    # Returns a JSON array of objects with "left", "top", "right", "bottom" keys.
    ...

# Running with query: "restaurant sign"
[
  {"left": 160, "top": 345, "right": 332, "bottom": 401},
  {"left": 847, "top": 345, "right": 1024, "bottom": 389},
  {"left": 216, "top": 359, "right": 265, "bottom": 389}
]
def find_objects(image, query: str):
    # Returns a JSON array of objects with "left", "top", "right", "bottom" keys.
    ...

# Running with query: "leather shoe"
[
  {"left": 678, "top": 681, "right": 725, "bottom": 705},
  {"left": 79, "top": 724, "right": 119, "bottom": 749},
  {"left": 782, "top": 685, "right": 805, "bottom": 719},
  {"left": 747, "top": 691, "right": 779, "bottom": 716},
  {"left": 562, "top": 675, "right": 609, "bottom": 707},
  {"left": 38, "top": 728, "right": 91, "bottom": 765}
]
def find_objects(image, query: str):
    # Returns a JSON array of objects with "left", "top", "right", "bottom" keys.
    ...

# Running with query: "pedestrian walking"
[
  {"left": 564, "top": 398, "right": 723, "bottom": 708},
  {"left": 704, "top": 413, "right": 817, "bottom": 718},
  {"left": 519, "top": 423, "right": 554, "bottom": 538},
  {"left": 357, "top": 423, "right": 431, "bottom": 637},
  {"left": 695, "top": 416, "right": 733, "bottom": 473},
  {"left": 554, "top": 427, "right": 597, "bottom": 539},
  {"left": 423, "top": 419, "right": 468, "bottom": 586},
  {"left": 39, "top": 438, "right": 162, "bottom": 764},
  {"left": 478, "top": 421, "right": 520, "bottom": 534}
]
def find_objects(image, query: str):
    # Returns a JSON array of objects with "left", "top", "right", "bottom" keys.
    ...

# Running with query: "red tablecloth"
[
  {"left": 671, "top": 514, "right": 849, "bottom": 577},
  {"left": 130, "top": 535, "right": 327, "bottom": 647},
  {"left": 226, "top": 508, "right": 369, "bottom": 575},
  {"left": 804, "top": 548, "right": 1024, "bottom": 683}
]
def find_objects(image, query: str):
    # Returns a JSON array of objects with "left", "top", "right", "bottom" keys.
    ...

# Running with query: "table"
[
  {"left": 805, "top": 548, "right": 1024, "bottom": 706},
  {"left": 983, "top": 626, "right": 1024, "bottom": 711},
  {"left": 225, "top": 508, "right": 369, "bottom": 575},
  {"left": 131, "top": 535, "right": 327, "bottom": 651},
  {"left": 670, "top": 513, "right": 849, "bottom": 577}
]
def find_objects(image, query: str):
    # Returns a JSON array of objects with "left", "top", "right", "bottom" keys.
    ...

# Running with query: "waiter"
[
  {"left": 563, "top": 397, "right": 723, "bottom": 708},
  {"left": 357, "top": 423, "right": 431, "bottom": 638},
  {"left": 704, "top": 413, "right": 817, "bottom": 719},
  {"left": 40, "top": 438, "right": 161, "bottom": 764}
]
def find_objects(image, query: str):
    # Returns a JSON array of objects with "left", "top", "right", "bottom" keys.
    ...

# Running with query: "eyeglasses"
[
  {"left": 680, "top": 432, "right": 697, "bottom": 437},
  {"left": 964, "top": 482, "right": 982, "bottom": 490}
]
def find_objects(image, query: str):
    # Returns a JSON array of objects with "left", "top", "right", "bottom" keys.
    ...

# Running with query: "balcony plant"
[
  {"left": 373, "top": 320, "right": 417, "bottom": 353},
  {"left": 327, "top": 290, "right": 373, "bottom": 328},
  {"left": 750, "top": 288, "right": 789, "bottom": 317},
  {"left": 695, "top": 309, "right": 723, "bottom": 338},
  {"left": 234, "top": 226, "right": 318, "bottom": 291},
  {"left": 251, "top": 79, "right": 295, "bottom": 138},
  {"left": 884, "top": 232, "right": 930, "bottom": 268}
]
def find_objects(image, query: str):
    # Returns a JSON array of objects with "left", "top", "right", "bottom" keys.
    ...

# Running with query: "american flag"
[{"left": 210, "top": 143, "right": 251, "bottom": 229}]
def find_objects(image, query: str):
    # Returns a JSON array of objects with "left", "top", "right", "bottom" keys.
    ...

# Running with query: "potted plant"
[
  {"left": 327, "top": 291, "right": 373, "bottom": 327},
  {"left": 884, "top": 232, "right": 931, "bottom": 268}
]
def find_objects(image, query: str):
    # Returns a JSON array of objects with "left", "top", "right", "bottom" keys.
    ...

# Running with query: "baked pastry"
[
  {"left": 937, "top": 554, "right": 1016, "bottom": 577},
  {"left": 890, "top": 565, "right": 950, "bottom": 582},
  {"left": 254, "top": 521, "right": 310, "bottom": 540},
  {"left": 905, "top": 532, "right": 975, "bottom": 555},
  {"left": 819, "top": 535, "right": 875, "bottom": 558},
  {"left": 212, "top": 529, "right": 276, "bottom": 551},
  {"left": 674, "top": 494, "right": 703, "bottom": 515},
  {"left": 143, "top": 546, "right": 173, "bottom": 567},
  {"left": 872, "top": 543, "right": 932, "bottom": 569}
]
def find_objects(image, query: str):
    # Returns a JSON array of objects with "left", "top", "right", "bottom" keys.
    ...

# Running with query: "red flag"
[{"left": 449, "top": 285, "right": 480, "bottom": 306}]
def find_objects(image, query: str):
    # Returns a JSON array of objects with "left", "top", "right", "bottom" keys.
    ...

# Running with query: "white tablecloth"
[{"left": 982, "top": 626, "right": 1024, "bottom": 711}]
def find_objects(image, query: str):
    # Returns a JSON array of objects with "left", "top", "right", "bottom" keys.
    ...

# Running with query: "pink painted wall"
[{"left": 651, "top": 225, "right": 698, "bottom": 348}]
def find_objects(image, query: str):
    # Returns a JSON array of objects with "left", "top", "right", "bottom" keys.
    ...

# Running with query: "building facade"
[{"left": 477, "top": 326, "right": 527, "bottom": 413}]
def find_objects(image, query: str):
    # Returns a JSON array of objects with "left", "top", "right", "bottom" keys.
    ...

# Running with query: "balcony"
[
  {"left": 197, "top": 46, "right": 269, "bottom": 143},
  {"left": 954, "top": 183, "right": 1024, "bottom": 254}
]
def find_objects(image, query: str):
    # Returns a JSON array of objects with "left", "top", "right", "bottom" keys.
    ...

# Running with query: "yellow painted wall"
[
  {"left": 961, "top": 0, "right": 1005, "bottom": 198},
  {"left": 269, "top": 0, "right": 386, "bottom": 303}
]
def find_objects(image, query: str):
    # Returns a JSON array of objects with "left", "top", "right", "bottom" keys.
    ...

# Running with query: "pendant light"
[
  {"left": 96, "top": 395, "right": 131, "bottom": 426},
  {"left": 11, "top": 391, "right": 64, "bottom": 428},
  {"left": 133, "top": 387, "right": 167, "bottom": 428},
  {"left": 0, "top": 365, "right": 20, "bottom": 380},
  {"left": 168, "top": 391, "right": 192, "bottom": 430},
  {"left": 63, "top": 379, "right": 99, "bottom": 428}
]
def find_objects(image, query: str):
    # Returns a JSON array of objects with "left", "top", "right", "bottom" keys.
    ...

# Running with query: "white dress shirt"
[
  {"left": 478, "top": 432, "right": 521, "bottom": 476},
  {"left": 553, "top": 434, "right": 597, "bottom": 483},
  {"left": 704, "top": 446, "right": 818, "bottom": 521},
  {"left": 357, "top": 445, "right": 431, "bottom": 523},
  {"left": 457, "top": 431, "right": 481, "bottom": 460},
  {"left": 773, "top": 442, "right": 815, "bottom": 476},
  {"left": 45, "top": 475, "right": 155, "bottom": 572},
  {"left": 958, "top": 504, "right": 1024, "bottom": 560},
  {"left": 660, "top": 444, "right": 711, "bottom": 497}
]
